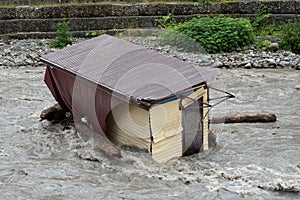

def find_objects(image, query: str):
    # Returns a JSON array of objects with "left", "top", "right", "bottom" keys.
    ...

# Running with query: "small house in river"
[{"left": 41, "top": 34, "right": 217, "bottom": 163}]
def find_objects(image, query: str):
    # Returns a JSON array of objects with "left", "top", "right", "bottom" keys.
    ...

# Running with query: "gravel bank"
[
  {"left": 1, "top": 37, "right": 300, "bottom": 70},
  {"left": 0, "top": 38, "right": 83, "bottom": 69},
  {"left": 128, "top": 36, "right": 300, "bottom": 70}
]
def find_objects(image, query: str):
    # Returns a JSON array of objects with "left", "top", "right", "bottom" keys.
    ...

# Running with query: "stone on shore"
[{"left": 268, "top": 43, "right": 280, "bottom": 52}]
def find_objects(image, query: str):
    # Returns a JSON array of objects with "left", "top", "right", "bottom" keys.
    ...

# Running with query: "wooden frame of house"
[{"left": 41, "top": 34, "right": 217, "bottom": 163}]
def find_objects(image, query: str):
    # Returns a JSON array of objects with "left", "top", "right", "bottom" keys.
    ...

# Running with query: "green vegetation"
[
  {"left": 37, "top": 41, "right": 44, "bottom": 46},
  {"left": 252, "top": 4, "right": 271, "bottom": 35},
  {"left": 256, "top": 22, "right": 300, "bottom": 53},
  {"left": 157, "top": 3, "right": 300, "bottom": 54},
  {"left": 2, "top": 1, "right": 299, "bottom": 54},
  {"left": 251, "top": 5, "right": 300, "bottom": 53},
  {"left": 50, "top": 20, "right": 72, "bottom": 48},
  {"left": 158, "top": 16, "right": 255, "bottom": 53},
  {"left": 85, "top": 31, "right": 98, "bottom": 38},
  {"left": 85, "top": 30, "right": 107, "bottom": 37},
  {"left": 156, "top": 13, "right": 176, "bottom": 29},
  {"left": 1, "top": 35, "right": 11, "bottom": 44},
  {"left": 279, "top": 22, "right": 300, "bottom": 53}
]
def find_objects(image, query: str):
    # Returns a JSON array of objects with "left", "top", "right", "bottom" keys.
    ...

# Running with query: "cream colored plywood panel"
[
  {"left": 106, "top": 103, "right": 151, "bottom": 151},
  {"left": 150, "top": 100, "right": 183, "bottom": 163},
  {"left": 109, "top": 103, "right": 150, "bottom": 139},
  {"left": 106, "top": 86, "right": 210, "bottom": 163},
  {"left": 151, "top": 133, "right": 182, "bottom": 163},
  {"left": 106, "top": 114, "right": 150, "bottom": 150},
  {"left": 150, "top": 100, "right": 182, "bottom": 141}
]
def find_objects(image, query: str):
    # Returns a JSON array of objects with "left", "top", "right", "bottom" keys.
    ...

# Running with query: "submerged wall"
[{"left": 1, "top": 1, "right": 300, "bottom": 38}]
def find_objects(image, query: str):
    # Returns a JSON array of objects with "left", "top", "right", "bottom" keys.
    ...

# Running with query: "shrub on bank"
[
  {"left": 277, "top": 22, "right": 300, "bottom": 54},
  {"left": 50, "top": 20, "right": 72, "bottom": 49},
  {"left": 251, "top": 5, "right": 300, "bottom": 54},
  {"left": 254, "top": 22, "right": 300, "bottom": 54},
  {"left": 159, "top": 16, "right": 255, "bottom": 53}
]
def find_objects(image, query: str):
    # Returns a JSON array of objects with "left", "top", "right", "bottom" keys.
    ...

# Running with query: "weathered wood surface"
[
  {"left": 40, "top": 103, "right": 66, "bottom": 122},
  {"left": 40, "top": 103, "right": 121, "bottom": 158},
  {"left": 210, "top": 113, "right": 277, "bottom": 124}
]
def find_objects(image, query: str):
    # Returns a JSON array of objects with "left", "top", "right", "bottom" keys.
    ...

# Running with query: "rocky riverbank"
[
  {"left": 0, "top": 38, "right": 83, "bottom": 68},
  {"left": 129, "top": 36, "right": 300, "bottom": 70},
  {"left": 211, "top": 50, "right": 300, "bottom": 70},
  {"left": 1, "top": 37, "right": 300, "bottom": 70},
  {"left": 0, "top": 39, "right": 54, "bottom": 68}
]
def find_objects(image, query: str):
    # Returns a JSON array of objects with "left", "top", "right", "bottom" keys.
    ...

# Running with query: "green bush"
[
  {"left": 50, "top": 20, "right": 72, "bottom": 49},
  {"left": 254, "top": 21, "right": 300, "bottom": 54},
  {"left": 255, "top": 24, "right": 278, "bottom": 38},
  {"left": 160, "top": 16, "right": 255, "bottom": 53},
  {"left": 250, "top": 4, "right": 300, "bottom": 54},
  {"left": 278, "top": 22, "right": 300, "bottom": 54}
]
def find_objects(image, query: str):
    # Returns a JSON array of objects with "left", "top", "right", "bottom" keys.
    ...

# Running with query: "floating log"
[{"left": 209, "top": 113, "right": 277, "bottom": 124}]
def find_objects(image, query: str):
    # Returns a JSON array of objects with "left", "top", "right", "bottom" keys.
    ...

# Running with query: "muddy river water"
[{"left": 0, "top": 66, "right": 299, "bottom": 199}]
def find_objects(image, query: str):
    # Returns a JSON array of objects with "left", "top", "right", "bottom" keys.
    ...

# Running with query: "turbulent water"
[{"left": 0, "top": 66, "right": 299, "bottom": 199}]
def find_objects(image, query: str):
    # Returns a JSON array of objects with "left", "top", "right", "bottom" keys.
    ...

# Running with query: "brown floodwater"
[{"left": 0, "top": 66, "right": 299, "bottom": 199}]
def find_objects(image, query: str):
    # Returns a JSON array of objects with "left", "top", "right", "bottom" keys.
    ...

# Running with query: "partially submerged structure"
[{"left": 41, "top": 34, "right": 217, "bottom": 163}]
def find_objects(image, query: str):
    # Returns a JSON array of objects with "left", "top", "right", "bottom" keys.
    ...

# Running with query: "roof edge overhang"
[{"left": 146, "top": 82, "right": 208, "bottom": 105}]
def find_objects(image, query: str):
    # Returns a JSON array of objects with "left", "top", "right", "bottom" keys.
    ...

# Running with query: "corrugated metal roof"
[{"left": 41, "top": 34, "right": 216, "bottom": 101}]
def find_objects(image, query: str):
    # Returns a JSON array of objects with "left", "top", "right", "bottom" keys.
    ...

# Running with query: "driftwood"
[
  {"left": 40, "top": 103, "right": 67, "bottom": 122},
  {"left": 40, "top": 104, "right": 121, "bottom": 158},
  {"left": 209, "top": 113, "right": 277, "bottom": 124}
]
